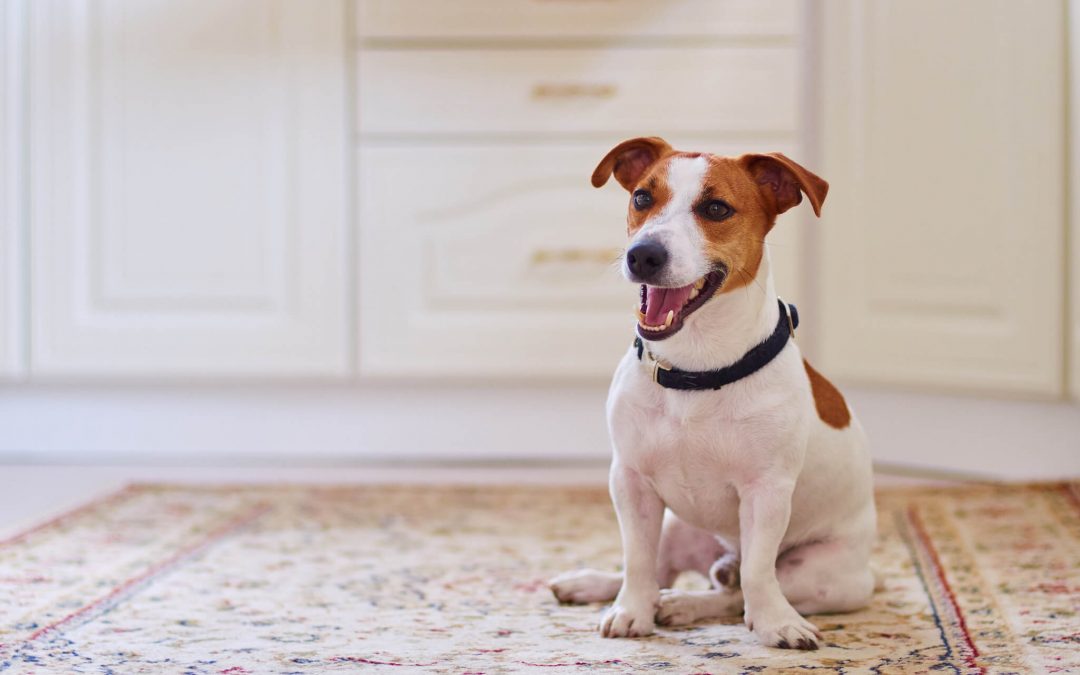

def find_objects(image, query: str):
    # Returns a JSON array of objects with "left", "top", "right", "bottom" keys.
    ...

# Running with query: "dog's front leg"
[
  {"left": 599, "top": 462, "right": 663, "bottom": 638},
  {"left": 738, "top": 480, "right": 822, "bottom": 650}
]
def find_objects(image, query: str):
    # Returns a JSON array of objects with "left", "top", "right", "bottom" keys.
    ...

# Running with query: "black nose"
[{"left": 626, "top": 240, "right": 669, "bottom": 282}]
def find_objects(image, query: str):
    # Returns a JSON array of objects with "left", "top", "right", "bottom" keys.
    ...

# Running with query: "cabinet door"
[
  {"left": 1, "top": 0, "right": 25, "bottom": 379},
  {"left": 28, "top": 0, "right": 349, "bottom": 377},
  {"left": 1071, "top": 2, "right": 1080, "bottom": 401},
  {"left": 358, "top": 140, "right": 795, "bottom": 377},
  {"left": 817, "top": 0, "right": 1065, "bottom": 396}
]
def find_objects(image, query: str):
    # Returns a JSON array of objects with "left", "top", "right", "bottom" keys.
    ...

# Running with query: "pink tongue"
[{"left": 644, "top": 284, "right": 694, "bottom": 325}]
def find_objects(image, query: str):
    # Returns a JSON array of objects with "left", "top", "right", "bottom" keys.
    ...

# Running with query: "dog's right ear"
[{"left": 591, "top": 137, "right": 674, "bottom": 190}]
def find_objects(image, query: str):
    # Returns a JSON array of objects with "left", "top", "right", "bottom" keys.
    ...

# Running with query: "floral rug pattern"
[{"left": 1, "top": 482, "right": 1078, "bottom": 674}]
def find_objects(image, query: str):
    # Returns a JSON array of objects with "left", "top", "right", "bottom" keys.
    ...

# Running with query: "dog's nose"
[{"left": 626, "top": 240, "right": 669, "bottom": 282}]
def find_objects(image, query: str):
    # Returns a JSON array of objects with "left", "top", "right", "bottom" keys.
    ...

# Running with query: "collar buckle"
[
  {"left": 778, "top": 296, "right": 796, "bottom": 339},
  {"left": 645, "top": 348, "right": 672, "bottom": 383}
]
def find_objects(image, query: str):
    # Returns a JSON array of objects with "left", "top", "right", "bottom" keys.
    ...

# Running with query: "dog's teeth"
[
  {"left": 637, "top": 308, "right": 647, "bottom": 322},
  {"left": 689, "top": 288, "right": 699, "bottom": 300},
  {"left": 694, "top": 278, "right": 706, "bottom": 290},
  {"left": 663, "top": 310, "right": 674, "bottom": 328}
]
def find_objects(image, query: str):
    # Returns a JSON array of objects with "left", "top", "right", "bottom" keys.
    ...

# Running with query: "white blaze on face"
[{"left": 627, "top": 155, "right": 711, "bottom": 287}]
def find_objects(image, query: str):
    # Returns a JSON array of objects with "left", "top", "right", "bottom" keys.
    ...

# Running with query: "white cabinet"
[
  {"left": 1071, "top": 0, "right": 1080, "bottom": 402},
  {"left": 359, "top": 144, "right": 630, "bottom": 377},
  {"left": 27, "top": 0, "right": 349, "bottom": 377},
  {"left": 1, "top": 0, "right": 25, "bottom": 379},
  {"left": 355, "top": 1, "right": 806, "bottom": 377},
  {"left": 817, "top": 0, "right": 1066, "bottom": 396}
]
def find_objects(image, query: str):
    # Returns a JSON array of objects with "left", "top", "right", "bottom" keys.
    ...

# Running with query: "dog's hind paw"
[
  {"left": 709, "top": 552, "right": 741, "bottom": 590},
  {"left": 549, "top": 569, "right": 622, "bottom": 605},
  {"left": 656, "top": 590, "right": 704, "bottom": 626},
  {"left": 656, "top": 588, "right": 744, "bottom": 626}
]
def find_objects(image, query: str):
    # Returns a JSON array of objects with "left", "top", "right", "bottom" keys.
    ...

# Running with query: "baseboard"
[{"left": 1, "top": 383, "right": 1077, "bottom": 480}]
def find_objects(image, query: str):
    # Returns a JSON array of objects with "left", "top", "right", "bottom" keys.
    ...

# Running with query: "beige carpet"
[{"left": 1, "top": 482, "right": 1078, "bottom": 673}]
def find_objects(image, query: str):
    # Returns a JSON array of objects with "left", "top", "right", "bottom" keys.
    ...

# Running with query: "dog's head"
[{"left": 592, "top": 137, "right": 828, "bottom": 341}]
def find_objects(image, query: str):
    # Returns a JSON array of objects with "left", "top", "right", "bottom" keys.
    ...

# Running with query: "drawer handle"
[
  {"left": 531, "top": 83, "right": 617, "bottom": 100},
  {"left": 531, "top": 247, "right": 623, "bottom": 265}
]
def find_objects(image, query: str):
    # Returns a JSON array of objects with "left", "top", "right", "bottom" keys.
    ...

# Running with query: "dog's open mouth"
[{"left": 636, "top": 270, "right": 725, "bottom": 341}]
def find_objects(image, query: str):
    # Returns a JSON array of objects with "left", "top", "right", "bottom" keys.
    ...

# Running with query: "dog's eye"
[
  {"left": 632, "top": 190, "right": 653, "bottom": 211},
  {"left": 700, "top": 199, "right": 734, "bottom": 222}
]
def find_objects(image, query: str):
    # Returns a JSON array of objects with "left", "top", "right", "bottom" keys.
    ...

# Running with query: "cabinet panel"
[
  {"left": 358, "top": 48, "right": 798, "bottom": 136},
  {"left": 358, "top": 141, "right": 795, "bottom": 377},
  {"left": 29, "top": 0, "right": 349, "bottom": 377},
  {"left": 1071, "top": 0, "right": 1080, "bottom": 401},
  {"left": 1, "top": 0, "right": 25, "bottom": 379},
  {"left": 818, "top": 1, "right": 1065, "bottom": 395},
  {"left": 357, "top": 0, "right": 798, "bottom": 40}
]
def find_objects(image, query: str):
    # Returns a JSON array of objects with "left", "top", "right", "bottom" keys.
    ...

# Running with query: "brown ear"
[
  {"left": 591, "top": 137, "right": 674, "bottom": 190},
  {"left": 741, "top": 153, "right": 829, "bottom": 217}
]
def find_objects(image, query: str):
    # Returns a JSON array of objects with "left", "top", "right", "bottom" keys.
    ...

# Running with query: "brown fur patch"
[
  {"left": 803, "top": 360, "right": 851, "bottom": 429},
  {"left": 696, "top": 156, "right": 773, "bottom": 293},
  {"left": 626, "top": 172, "right": 672, "bottom": 235}
]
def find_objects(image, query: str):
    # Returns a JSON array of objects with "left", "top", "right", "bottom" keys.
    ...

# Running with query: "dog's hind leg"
[
  {"left": 657, "top": 538, "right": 875, "bottom": 630},
  {"left": 655, "top": 547, "right": 744, "bottom": 627},
  {"left": 550, "top": 510, "right": 724, "bottom": 604},
  {"left": 777, "top": 538, "right": 875, "bottom": 616}
]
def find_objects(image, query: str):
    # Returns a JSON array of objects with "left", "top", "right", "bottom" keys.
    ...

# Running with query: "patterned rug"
[{"left": 1, "top": 482, "right": 1078, "bottom": 674}]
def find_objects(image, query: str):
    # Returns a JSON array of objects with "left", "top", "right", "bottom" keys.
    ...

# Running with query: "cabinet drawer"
[
  {"left": 358, "top": 48, "right": 797, "bottom": 136},
  {"left": 358, "top": 141, "right": 792, "bottom": 377},
  {"left": 356, "top": 0, "right": 798, "bottom": 40}
]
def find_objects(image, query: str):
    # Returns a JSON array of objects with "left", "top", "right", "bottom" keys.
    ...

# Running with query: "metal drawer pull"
[
  {"left": 531, "top": 247, "right": 622, "bottom": 265},
  {"left": 531, "top": 83, "right": 617, "bottom": 100}
]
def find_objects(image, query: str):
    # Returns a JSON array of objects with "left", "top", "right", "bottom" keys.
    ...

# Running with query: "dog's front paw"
[
  {"left": 599, "top": 600, "right": 655, "bottom": 638},
  {"left": 746, "top": 604, "right": 822, "bottom": 650}
]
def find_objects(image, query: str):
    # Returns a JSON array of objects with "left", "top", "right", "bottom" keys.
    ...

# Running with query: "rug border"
[{"left": 0, "top": 483, "right": 140, "bottom": 550}]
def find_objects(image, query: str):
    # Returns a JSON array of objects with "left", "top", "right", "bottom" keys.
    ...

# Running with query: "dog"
[{"left": 549, "top": 137, "right": 877, "bottom": 650}]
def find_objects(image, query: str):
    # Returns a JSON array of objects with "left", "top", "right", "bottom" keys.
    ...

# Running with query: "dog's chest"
[{"left": 608, "top": 365, "right": 800, "bottom": 534}]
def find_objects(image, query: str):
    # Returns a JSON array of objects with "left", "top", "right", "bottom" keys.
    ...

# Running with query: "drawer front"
[
  {"left": 358, "top": 48, "right": 798, "bottom": 136},
  {"left": 356, "top": 0, "right": 799, "bottom": 39},
  {"left": 358, "top": 141, "right": 794, "bottom": 377}
]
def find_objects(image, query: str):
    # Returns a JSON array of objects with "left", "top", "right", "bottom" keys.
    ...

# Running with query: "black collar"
[{"left": 634, "top": 299, "right": 799, "bottom": 391}]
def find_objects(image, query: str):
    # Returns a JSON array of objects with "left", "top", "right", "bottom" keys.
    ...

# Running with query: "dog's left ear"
[{"left": 741, "top": 153, "right": 829, "bottom": 217}]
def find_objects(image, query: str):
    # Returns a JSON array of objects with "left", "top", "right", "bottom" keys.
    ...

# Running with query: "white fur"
[{"left": 551, "top": 159, "right": 877, "bottom": 650}]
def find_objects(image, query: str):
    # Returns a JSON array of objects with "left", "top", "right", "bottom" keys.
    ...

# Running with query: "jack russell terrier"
[{"left": 549, "top": 137, "right": 877, "bottom": 650}]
